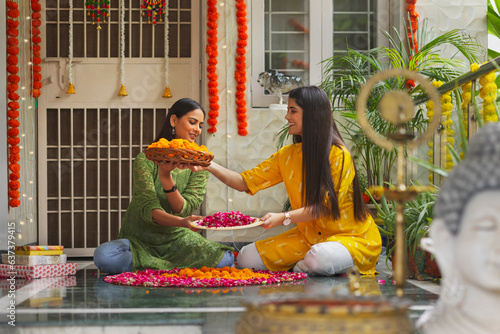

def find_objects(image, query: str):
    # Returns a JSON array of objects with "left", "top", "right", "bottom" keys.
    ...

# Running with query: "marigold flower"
[{"left": 9, "top": 199, "right": 20, "bottom": 207}]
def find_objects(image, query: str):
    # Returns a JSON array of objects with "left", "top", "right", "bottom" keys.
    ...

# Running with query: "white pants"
[{"left": 237, "top": 241, "right": 354, "bottom": 276}]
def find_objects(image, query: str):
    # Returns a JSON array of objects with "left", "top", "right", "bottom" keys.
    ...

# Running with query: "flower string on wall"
[
  {"left": 85, "top": 0, "right": 109, "bottom": 30},
  {"left": 206, "top": 0, "right": 219, "bottom": 134},
  {"left": 31, "top": 0, "right": 42, "bottom": 98},
  {"left": 162, "top": 1, "right": 171, "bottom": 98},
  {"left": 141, "top": 0, "right": 166, "bottom": 25},
  {"left": 67, "top": 0, "right": 76, "bottom": 94},
  {"left": 6, "top": 0, "right": 21, "bottom": 207},
  {"left": 235, "top": 0, "right": 248, "bottom": 136},
  {"left": 118, "top": 0, "right": 127, "bottom": 96}
]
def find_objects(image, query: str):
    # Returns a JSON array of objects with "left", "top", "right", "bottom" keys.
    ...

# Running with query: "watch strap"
[{"left": 163, "top": 184, "right": 178, "bottom": 193}]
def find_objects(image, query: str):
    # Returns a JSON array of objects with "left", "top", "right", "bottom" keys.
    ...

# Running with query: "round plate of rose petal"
[
  {"left": 103, "top": 267, "right": 307, "bottom": 288},
  {"left": 191, "top": 211, "right": 264, "bottom": 230}
]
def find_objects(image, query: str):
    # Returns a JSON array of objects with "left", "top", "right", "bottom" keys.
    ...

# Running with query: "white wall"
[{"left": 417, "top": 0, "right": 488, "bottom": 59}]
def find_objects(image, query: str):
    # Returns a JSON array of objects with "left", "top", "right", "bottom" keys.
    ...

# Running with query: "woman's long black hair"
[
  {"left": 155, "top": 98, "right": 205, "bottom": 142},
  {"left": 288, "top": 86, "right": 369, "bottom": 222}
]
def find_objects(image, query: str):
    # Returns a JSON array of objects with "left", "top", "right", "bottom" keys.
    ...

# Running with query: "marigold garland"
[
  {"left": 235, "top": 0, "right": 248, "bottom": 136},
  {"left": 206, "top": 0, "right": 219, "bottom": 134},
  {"left": 426, "top": 80, "right": 454, "bottom": 183},
  {"left": 479, "top": 71, "right": 498, "bottom": 124},
  {"left": 31, "top": 0, "right": 42, "bottom": 98},
  {"left": 103, "top": 267, "right": 307, "bottom": 288},
  {"left": 406, "top": 0, "right": 419, "bottom": 56},
  {"left": 6, "top": 0, "right": 21, "bottom": 207}
]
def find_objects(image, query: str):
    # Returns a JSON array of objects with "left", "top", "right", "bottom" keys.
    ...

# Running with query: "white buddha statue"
[{"left": 418, "top": 122, "right": 500, "bottom": 334}]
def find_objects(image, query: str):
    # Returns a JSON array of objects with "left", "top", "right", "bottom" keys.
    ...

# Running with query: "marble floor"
[{"left": 0, "top": 255, "right": 439, "bottom": 334}]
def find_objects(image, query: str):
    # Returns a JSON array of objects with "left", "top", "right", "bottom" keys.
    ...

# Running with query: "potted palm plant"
[{"left": 319, "top": 19, "right": 481, "bottom": 189}]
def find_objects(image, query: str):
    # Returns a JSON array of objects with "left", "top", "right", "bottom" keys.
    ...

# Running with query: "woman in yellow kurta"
[{"left": 193, "top": 86, "right": 381, "bottom": 275}]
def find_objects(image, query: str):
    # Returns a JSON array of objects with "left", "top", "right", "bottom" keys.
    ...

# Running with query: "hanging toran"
[
  {"left": 86, "top": 0, "right": 109, "bottom": 30},
  {"left": 142, "top": 0, "right": 166, "bottom": 25}
]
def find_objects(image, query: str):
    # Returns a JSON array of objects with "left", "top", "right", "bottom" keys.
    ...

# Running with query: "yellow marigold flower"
[
  {"left": 461, "top": 92, "right": 471, "bottom": 102},
  {"left": 444, "top": 119, "right": 453, "bottom": 126},
  {"left": 427, "top": 141, "right": 434, "bottom": 148},
  {"left": 429, "top": 158, "right": 433, "bottom": 164},
  {"left": 428, "top": 150, "right": 433, "bottom": 157},
  {"left": 426, "top": 100, "right": 434, "bottom": 109},
  {"left": 460, "top": 152, "right": 465, "bottom": 160},
  {"left": 445, "top": 153, "right": 452, "bottom": 162},
  {"left": 428, "top": 174, "right": 433, "bottom": 182},
  {"left": 432, "top": 81, "right": 443, "bottom": 88},
  {"left": 461, "top": 82, "right": 472, "bottom": 91},
  {"left": 470, "top": 63, "right": 480, "bottom": 72},
  {"left": 484, "top": 104, "right": 496, "bottom": 113},
  {"left": 483, "top": 96, "right": 494, "bottom": 104},
  {"left": 485, "top": 114, "right": 499, "bottom": 123},
  {"left": 447, "top": 137, "right": 455, "bottom": 145},
  {"left": 446, "top": 129, "right": 454, "bottom": 136},
  {"left": 441, "top": 95, "right": 452, "bottom": 104},
  {"left": 486, "top": 82, "right": 498, "bottom": 94},
  {"left": 445, "top": 162, "right": 454, "bottom": 170},
  {"left": 442, "top": 104, "right": 454, "bottom": 113}
]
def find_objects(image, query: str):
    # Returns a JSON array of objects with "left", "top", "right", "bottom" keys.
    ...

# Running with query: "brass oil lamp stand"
[{"left": 356, "top": 69, "right": 442, "bottom": 297}]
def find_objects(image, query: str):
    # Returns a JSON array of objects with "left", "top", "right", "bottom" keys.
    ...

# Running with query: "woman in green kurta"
[{"left": 94, "top": 98, "right": 233, "bottom": 274}]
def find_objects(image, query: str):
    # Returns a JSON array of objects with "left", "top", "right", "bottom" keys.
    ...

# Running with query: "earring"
[{"left": 171, "top": 127, "right": 176, "bottom": 136}]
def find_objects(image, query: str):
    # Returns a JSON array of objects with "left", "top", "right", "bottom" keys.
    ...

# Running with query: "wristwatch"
[
  {"left": 163, "top": 184, "right": 178, "bottom": 193},
  {"left": 283, "top": 212, "right": 291, "bottom": 226}
]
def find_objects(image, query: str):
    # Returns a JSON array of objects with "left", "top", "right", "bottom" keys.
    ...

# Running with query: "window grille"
[{"left": 45, "top": 0, "right": 192, "bottom": 58}]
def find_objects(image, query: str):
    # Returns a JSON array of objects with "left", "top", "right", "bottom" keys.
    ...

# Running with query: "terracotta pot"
[{"left": 391, "top": 244, "right": 441, "bottom": 281}]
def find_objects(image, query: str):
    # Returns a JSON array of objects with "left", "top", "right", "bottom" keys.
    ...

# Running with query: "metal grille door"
[{"left": 45, "top": 108, "right": 166, "bottom": 255}]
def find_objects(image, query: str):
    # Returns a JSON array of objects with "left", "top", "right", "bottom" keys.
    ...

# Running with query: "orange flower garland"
[
  {"left": 235, "top": 0, "right": 248, "bottom": 136},
  {"left": 31, "top": 0, "right": 42, "bottom": 98},
  {"left": 206, "top": 0, "right": 219, "bottom": 134},
  {"left": 7, "top": 0, "right": 21, "bottom": 208}
]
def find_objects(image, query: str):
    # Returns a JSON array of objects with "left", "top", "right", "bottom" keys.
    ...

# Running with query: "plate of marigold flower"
[
  {"left": 144, "top": 138, "right": 214, "bottom": 167},
  {"left": 103, "top": 267, "right": 307, "bottom": 288},
  {"left": 191, "top": 211, "right": 264, "bottom": 230}
]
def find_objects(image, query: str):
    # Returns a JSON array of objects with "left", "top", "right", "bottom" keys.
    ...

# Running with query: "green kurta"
[{"left": 118, "top": 152, "right": 232, "bottom": 270}]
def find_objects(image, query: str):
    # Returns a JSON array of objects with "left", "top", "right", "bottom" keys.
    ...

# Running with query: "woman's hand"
[
  {"left": 260, "top": 212, "right": 286, "bottom": 230},
  {"left": 155, "top": 161, "right": 178, "bottom": 175},
  {"left": 187, "top": 163, "right": 209, "bottom": 172},
  {"left": 182, "top": 215, "right": 203, "bottom": 232}
]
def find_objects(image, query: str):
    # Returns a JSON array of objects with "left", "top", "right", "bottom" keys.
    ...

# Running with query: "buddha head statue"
[{"left": 420, "top": 122, "right": 500, "bottom": 334}]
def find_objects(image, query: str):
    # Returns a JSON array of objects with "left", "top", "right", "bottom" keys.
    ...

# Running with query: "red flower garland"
[
  {"left": 6, "top": 0, "right": 21, "bottom": 207},
  {"left": 235, "top": 0, "right": 248, "bottom": 136},
  {"left": 406, "top": 0, "right": 419, "bottom": 55},
  {"left": 31, "top": 0, "right": 42, "bottom": 97},
  {"left": 206, "top": 0, "right": 219, "bottom": 134}
]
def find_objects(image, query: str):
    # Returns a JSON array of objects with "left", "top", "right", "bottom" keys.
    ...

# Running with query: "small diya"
[{"left": 236, "top": 295, "right": 412, "bottom": 334}]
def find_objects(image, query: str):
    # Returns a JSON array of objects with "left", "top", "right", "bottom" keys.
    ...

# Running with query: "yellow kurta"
[{"left": 241, "top": 143, "right": 381, "bottom": 275}]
